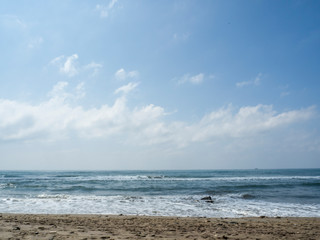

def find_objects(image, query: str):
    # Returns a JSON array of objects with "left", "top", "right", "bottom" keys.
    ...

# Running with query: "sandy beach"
[{"left": 0, "top": 214, "right": 319, "bottom": 240}]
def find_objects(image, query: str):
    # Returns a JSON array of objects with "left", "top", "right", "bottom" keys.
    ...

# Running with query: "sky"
[{"left": 0, "top": 0, "right": 320, "bottom": 170}]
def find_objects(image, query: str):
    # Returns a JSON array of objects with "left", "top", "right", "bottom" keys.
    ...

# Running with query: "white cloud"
[
  {"left": 48, "top": 81, "right": 69, "bottom": 99},
  {"left": 84, "top": 62, "right": 103, "bottom": 76},
  {"left": 114, "top": 82, "right": 139, "bottom": 95},
  {"left": 60, "top": 54, "right": 79, "bottom": 77},
  {"left": 49, "top": 54, "right": 79, "bottom": 77},
  {"left": 109, "top": 0, "right": 118, "bottom": 9},
  {"left": 190, "top": 73, "right": 204, "bottom": 84},
  {"left": 115, "top": 69, "right": 126, "bottom": 80},
  {"left": 0, "top": 82, "right": 163, "bottom": 142},
  {"left": 114, "top": 68, "right": 139, "bottom": 81},
  {"left": 47, "top": 81, "right": 86, "bottom": 103},
  {"left": 50, "top": 55, "right": 102, "bottom": 77},
  {"left": 190, "top": 104, "right": 316, "bottom": 142},
  {"left": 50, "top": 55, "right": 65, "bottom": 65},
  {"left": 96, "top": 5, "right": 108, "bottom": 18},
  {"left": 236, "top": 73, "right": 262, "bottom": 87},
  {"left": 96, "top": 0, "right": 119, "bottom": 18},
  {"left": 0, "top": 82, "right": 316, "bottom": 150},
  {"left": 177, "top": 73, "right": 205, "bottom": 85},
  {"left": 75, "top": 82, "right": 86, "bottom": 99}
]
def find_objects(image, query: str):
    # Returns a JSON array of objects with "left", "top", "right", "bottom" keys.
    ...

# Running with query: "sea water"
[{"left": 0, "top": 169, "right": 319, "bottom": 217}]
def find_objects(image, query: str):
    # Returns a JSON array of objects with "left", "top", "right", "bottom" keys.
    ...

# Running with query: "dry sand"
[{"left": 0, "top": 213, "right": 319, "bottom": 240}]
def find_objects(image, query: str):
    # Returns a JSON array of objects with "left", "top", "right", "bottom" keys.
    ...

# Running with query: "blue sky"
[{"left": 0, "top": 0, "right": 319, "bottom": 170}]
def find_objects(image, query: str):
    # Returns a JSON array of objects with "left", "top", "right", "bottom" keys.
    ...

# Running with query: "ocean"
[{"left": 0, "top": 169, "right": 319, "bottom": 218}]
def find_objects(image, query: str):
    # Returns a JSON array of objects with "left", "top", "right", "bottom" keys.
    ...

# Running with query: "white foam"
[
  {"left": 0, "top": 183, "right": 16, "bottom": 189},
  {"left": 1, "top": 194, "right": 319, "bottom": 217},
  {"left": 51, "top": 175, "right": 320, "bottom": 182}
]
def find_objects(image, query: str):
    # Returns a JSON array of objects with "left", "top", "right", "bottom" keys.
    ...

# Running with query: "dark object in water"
[
  {"left": 242, "top": 194, "right": 255, "bottom": 199},
  {"left": 201, "top": 196, "right": 214, "bottom": 203}
]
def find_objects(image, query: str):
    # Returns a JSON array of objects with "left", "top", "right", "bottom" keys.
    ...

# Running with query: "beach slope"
[{"left": 0, "top": 214, "right": 319, "bottom": 239}]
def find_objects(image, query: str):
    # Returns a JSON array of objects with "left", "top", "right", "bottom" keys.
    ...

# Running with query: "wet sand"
[{"left": 0, "top": 213, "right": 319, "bottom": 239}]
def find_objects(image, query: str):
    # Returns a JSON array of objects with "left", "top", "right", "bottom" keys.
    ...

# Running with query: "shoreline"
[{"left": 1, "top": 214, "right": 319, "bottom": 239}]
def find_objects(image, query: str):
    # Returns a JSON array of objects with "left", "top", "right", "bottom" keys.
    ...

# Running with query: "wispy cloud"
[
  {"left": 50, "top": 54, "right": 79, "bottom": 77},
  {"left": 61, "top": 54, "right": 79, "bottom": 77},
  {"left": 84, "top": 62, "right": 103, "bottom": 77},
  {"left": 114, "top": 82, "right": 139, "bottom": 95},
  {"left": 1, "top": 14, "right": 44, "bottom": 50},
  {"left": 0, "top": 14, "right": 27, "bottom": 29},
  {"left": 236, "top": 73, "right": 262, "bottom": 87},
  {"left": 50, "top": 55, "right": 65, "bottom": 65},
  {"left": 280, "top": 91, "right": 290, "bottom": 97},
  {"left": 279, "top": 84, "right": 290, "bottom": 97},
  {"left": 114, "top": 68, "right": 139, "bottom": 81},
  {"left": 47, "top": 81, "right": 86, "bottom": 102},
  {"left": 173, "top": 32, "right": 190, "bottom": 42},
  {"left": 96, "top": 0, "right": 119, "bottom": 18},
  {"left": 177, "top": 73, "right": 205, "bottom": 85},
  {"left": 28, "top": 37, "right": 43, "bottom": 49},
  {"left": 50, "top": 54, "right": 102, "bottom": 77}
]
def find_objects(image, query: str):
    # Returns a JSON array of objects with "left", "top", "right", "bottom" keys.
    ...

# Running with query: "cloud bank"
[{"left": 0, "top": 82, "right": 316, "bottom": 150}]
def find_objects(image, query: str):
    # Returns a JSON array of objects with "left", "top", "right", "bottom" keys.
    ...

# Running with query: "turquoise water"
[{"left": 0, "top": 169, "right": 319, "bottom": 217}]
